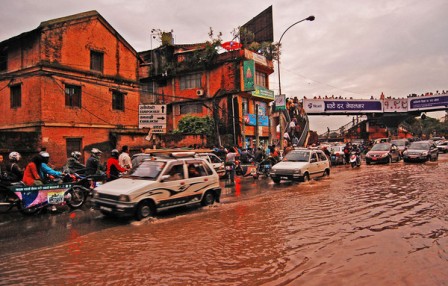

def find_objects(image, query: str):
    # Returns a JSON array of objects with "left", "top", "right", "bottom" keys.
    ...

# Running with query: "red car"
[{"left": 365, "top": 143, "right": 400, "bottom": 164}]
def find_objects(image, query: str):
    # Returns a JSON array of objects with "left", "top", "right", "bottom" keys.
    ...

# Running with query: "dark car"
[
  {"left": 365, "top": 143, "right": 400, "bottom": 164},
  {"left": 403, "top": 141, "right": 439, "bottom": 162}
]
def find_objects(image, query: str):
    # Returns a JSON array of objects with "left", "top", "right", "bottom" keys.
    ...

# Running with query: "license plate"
[
  {"left": 372, "top": 158, "right": 377, "bottom": 160},
  {"left": 48, "top": 192, "right": 65, "bottom": 204},
  {"left": 100, "top": 206, "right": 112, "bottom": 212}
]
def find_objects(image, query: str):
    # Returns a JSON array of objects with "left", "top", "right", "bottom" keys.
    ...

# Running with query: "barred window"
[
  {"left": 180, "top": 73, "right": 201, "bottom": 90},
  {"left": 90, "top": 50, "right": 104, "bottom": 73},
  {"left": 65, "top": 84, "right": 82, "bottom": 108},
  {"left": 0, "top": 47, "right": 7, "bottom": 72},
  {"left": 10, "top": 85, "right": 21, "bottom": 108},
  {"left": 180, "top": 103, "right": 202, "bottom": 114},
  {"left": 112, "top": 90, "right": 125, "bottom": 111}
]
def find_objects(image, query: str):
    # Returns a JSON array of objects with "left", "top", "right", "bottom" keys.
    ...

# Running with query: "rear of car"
[
  {"left": 92, "top": 153, "right": 221, "bottom": 220},
  {"left": 365, "top": 143, "right": 399, "bottom": 164}
]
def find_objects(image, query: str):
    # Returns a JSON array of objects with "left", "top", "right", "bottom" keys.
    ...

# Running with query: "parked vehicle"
[
  {"left": 436, "top": 141, "right": 448, "bottom": 153},
  {"left": 92, "top": 151, "right": 221, "bottom": 220},
  {"left": 195, "top": 152, "right": 226, "bottom": 178},
  {"left": 365, "top": 143, "right": 400, "bottom": 164},
  {"left": 269, "top": 149, "right": 330, "bottom": 184},
  {"left": 403, "top": 141, "right": 439, "bottom": 162}
]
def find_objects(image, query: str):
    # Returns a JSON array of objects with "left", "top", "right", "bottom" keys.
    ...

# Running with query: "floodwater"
[{"left": 0, "top": 157, "right": 447, "bottom": 285}]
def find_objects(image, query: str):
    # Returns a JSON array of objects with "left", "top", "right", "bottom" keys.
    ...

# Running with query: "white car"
[
  {"left": 92, "top": 151, "right": 222, "bottom": 220},
  {"left": 270, "top": 148, "right": 330, "bottom": 183}
]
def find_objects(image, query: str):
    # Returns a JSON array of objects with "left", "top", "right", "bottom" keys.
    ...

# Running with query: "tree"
[{"left": 173, "top": 115, "right": 216, "bottom": 144}]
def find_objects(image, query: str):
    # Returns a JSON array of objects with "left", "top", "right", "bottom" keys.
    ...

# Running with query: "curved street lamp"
[{"left": 277, "top": 15, "right": 315, "bottom": 150}]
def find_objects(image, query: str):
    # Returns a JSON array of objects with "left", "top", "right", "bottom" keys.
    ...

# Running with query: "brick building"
[
  {"left": 0, "top": 11, "right": 147, "bottom": 167},
  {"left": 139, "top": 40, "right": 275, "bottom": 149}
]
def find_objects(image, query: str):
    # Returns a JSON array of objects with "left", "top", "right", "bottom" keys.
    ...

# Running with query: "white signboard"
[
  {"left": 139, "top": 104, "right": 167, "bottom": 133},
  {"left": 383, "top": 99, "right": 408, "bottom": 112}
]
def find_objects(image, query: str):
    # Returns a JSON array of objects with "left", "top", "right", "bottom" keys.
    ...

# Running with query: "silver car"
[{"left": 270, "top": 149, "right": 330, "bottom": 183}]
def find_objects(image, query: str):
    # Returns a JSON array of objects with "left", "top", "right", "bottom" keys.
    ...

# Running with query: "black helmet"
[{"left": 111, "top": 149, "right": 119, "bottom": 158}]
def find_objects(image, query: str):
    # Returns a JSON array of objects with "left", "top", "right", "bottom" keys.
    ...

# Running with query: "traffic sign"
[{"left": 139, "top": 104, "right": 167, "bottom": 133}]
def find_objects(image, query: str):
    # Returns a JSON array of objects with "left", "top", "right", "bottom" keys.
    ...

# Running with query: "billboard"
[
  {"left": 240, "top": 6, "right": 274, "bottom": 44},
  {"left": 303, "top": 99, "right": 383, "bottom": 114},
  {"left": 383, "top": 98, "right": 408, "bottom": 112},
  {"left": 408, "top": 95, "right": 448, "bottom": 111}
]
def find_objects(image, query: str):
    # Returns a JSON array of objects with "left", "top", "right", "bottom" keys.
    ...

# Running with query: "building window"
[
  {"left": 90, "top": 50, "right": 104, "bottom": 73},
  {"left": 255, "top": 71, "right": 267, "bottom": 88},
  {"left": 112, "top": 90, "right": 125, "bottom": 111},
  {"left": 66, "top": 138, "right": 83, "bottom": 163},
  {"left": 0, "top": 47, "right": 7, "bottom": 72},
  {"left": 10, "top": 85, "right": 21, "bottom": 108},
  {"left": 180, "top": 103, "right": 202, "bottom": 114},
  {"left": 65, "top": 84, "right": 82, "bottom": 108},
  {"left": 180, "top": 73, "right": 201, "bottom": 90}
]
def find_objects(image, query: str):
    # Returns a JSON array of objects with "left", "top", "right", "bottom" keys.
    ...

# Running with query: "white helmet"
[
  {"left": 71, "top": 151, "right": 82, "bottom": 160},
  {"left": 91, "top": 148, "right": 102, "bottom": 154},
  {"left": 9, "top": 151, "right": 21, "bottom": 161},
  {"left": 39, "top": 151, "right": 50, "bottom": 158}
]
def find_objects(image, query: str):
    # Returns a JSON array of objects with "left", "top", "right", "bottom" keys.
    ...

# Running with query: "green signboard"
[
  {"left": 243, "top": 60, "right": 255, "bottom": 91},
  {"left": 251, "top": 85, "right": 275, "bottom": 100}
]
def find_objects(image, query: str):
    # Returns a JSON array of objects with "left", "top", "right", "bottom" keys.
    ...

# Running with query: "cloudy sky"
[{"left": 1, "top": 0, "right": 447, "bottom": 133}]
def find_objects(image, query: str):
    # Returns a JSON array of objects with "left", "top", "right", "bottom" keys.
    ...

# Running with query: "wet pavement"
[{"left": 0, "top": 154, "right": 447, "bottom": 285}]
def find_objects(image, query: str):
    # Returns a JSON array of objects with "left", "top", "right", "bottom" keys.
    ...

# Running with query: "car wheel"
[
  {"left": 201, "top": 191, "right": 215, "bottom": 206},
  {"left": 302, "top": 173, "right": 310, "bottom": 182},
  {"left": 387, "top": 156, "right": 392, "bottom": 164},
  {"left": 136, "top": 200, "right": 155, "bottom": 220},
  {"left": 323, "top": 169, "right": 330, "bottom": 177},
  {"left": 366, "top": 161, "right": 371, "bottom": 165},
  {"left": 272, "top": 177, "right": 281, "bottom": 184}
]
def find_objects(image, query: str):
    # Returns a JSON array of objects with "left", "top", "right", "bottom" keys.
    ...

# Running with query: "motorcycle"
[
  {"left": 349, "top": 151, "right": 361, "bottom": 168},
  {"left": 0, "top": 177, "right": 90, "bottom": 215},
  {"left": 62, "top": 173, "right": 106, "bottom": 208},
  {"left": 252, "top": 155, "right": 277, "bottom": 179}
]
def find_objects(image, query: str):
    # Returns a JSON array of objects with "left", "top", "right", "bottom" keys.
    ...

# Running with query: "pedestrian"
[
  {"left": 119, "top": 145, "right": 132, "bottom": 170},
  {"left": 225, "top": 148, "right": 239, "bottom": 185}
]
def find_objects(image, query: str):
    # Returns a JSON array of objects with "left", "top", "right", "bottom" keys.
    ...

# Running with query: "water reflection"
[{"left": 0, "top": 158, "right": 447, "bottom": 285}]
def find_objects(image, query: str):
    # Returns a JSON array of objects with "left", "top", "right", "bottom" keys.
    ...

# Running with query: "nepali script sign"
[
  {"left": 303, "top": 99, "right": 383, "bottom": 114},
  {"left": 139, "top": 104, "right": 167, "bottom": 133},
  {"left": 408, "top": 95, "right": 448, "bottom": 112}
]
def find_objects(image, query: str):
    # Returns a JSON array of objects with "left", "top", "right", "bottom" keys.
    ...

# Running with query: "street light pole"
[{"left": 277, "top": 15, "right": 315, "bottom": 150}]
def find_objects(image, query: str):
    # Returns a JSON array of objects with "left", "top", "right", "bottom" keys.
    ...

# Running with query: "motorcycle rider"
[
  {"left": 39, "top": 151, "right": 63, "bottom": 182},
  {"left": 5, "top": 152, "right": 24, "bottom": 182},
  {"left": 22, "top": 155, "right": 44, "bottom": 186},
  {"left": 86, "top": 148, "right": 103, "bottom": 176},
  {"left": 106, "top": 149, "right": 126, "bottom": 181},
  {"left": 65, "top": 151, "right": 86, "bottom": 174}
]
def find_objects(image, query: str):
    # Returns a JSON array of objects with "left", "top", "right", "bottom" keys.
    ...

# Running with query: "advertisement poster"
[
  {"left": 303, "top": 99, "right": 382, "bottom": 114},
  {"left": 243, "top": 60, "right": 255, "bottom": 91},
  {"left": 408, "top": 95, "right": 448, "bottom": 111}
]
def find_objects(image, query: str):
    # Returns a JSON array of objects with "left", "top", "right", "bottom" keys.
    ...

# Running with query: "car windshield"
[
  {"left": 284, "top": 150, "right": 310, "bottom": 162},
  {"left": 371, "top": 143, "right": 391, "bottom": 151},
  {"left": 128, "top": 160, "right": 166, "bottom": 180},
  {"left": 409, "top": 142, "right": 430, "bottom": 150}
]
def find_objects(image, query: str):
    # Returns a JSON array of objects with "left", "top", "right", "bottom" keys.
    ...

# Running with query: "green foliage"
[
  {"left": 233, "top": 26, "right": 277, "bottom": 60},
  {"left": 405, "top": 115, "right": 448, "bottom": 137},
  {"left": 173, "top": 115, "right": 215, "bottom": 137}
]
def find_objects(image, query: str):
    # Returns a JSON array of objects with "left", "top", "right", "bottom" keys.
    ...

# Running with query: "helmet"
[
  {"left": 91, "top": 148, "right": 102, "bottom": 154},
  {"left": 71, "top": 151, "right": 82, "bottom": 160},
  {"left": 111, "top": 149, "right": 119, "bottom": 158},
  {"left": 9, "top": 151, "right": 21, "bottom": 162},
  {"left": 39, "top": 151, "right": 50, "bottom": 158}
]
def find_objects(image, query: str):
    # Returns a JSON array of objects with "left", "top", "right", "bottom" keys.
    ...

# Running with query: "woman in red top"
[
  {"left": 106, "top": 149, "right": 126, "bottom": 181},
  {"left": 22, "top": 155, "right": 43, "bottom": 186}
]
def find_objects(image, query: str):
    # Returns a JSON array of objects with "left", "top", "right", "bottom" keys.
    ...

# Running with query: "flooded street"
[{"left": 1, "top": 155, "right": 447, "bottom": 285}]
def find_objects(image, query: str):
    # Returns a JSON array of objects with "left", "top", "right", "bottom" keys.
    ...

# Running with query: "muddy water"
[{"left": 0, "top": 158, "right": 447, "bottom": 285}]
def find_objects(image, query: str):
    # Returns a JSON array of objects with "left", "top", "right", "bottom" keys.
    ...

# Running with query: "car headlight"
[
  {"left": 381, "top": 153, "right": 388, "bottom": 158},
  {"left": 118, "top": 195, "right": 130, "bottom": 202},
  {"left": 293, "top": 169, "right": 302, "bottom": 174},
  {"left": 403, "top": 151, "right": 408, "bottom": 155},
  {"left": 92, "top": 191, "right": 99, "bottom": 199},
  {"left": 421, "top": 152, "right": 428, "bottom": 156},
  {"left": 365, "top": 153, "right": 371, "bottom": 158}
]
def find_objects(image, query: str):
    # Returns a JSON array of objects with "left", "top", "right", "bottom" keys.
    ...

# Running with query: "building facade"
[
  {"left": 0, "top": 11, "right": 147, "bottom": 166},
  {"left": 139, "top": 41, "right": 275, "bottom": 149}
]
